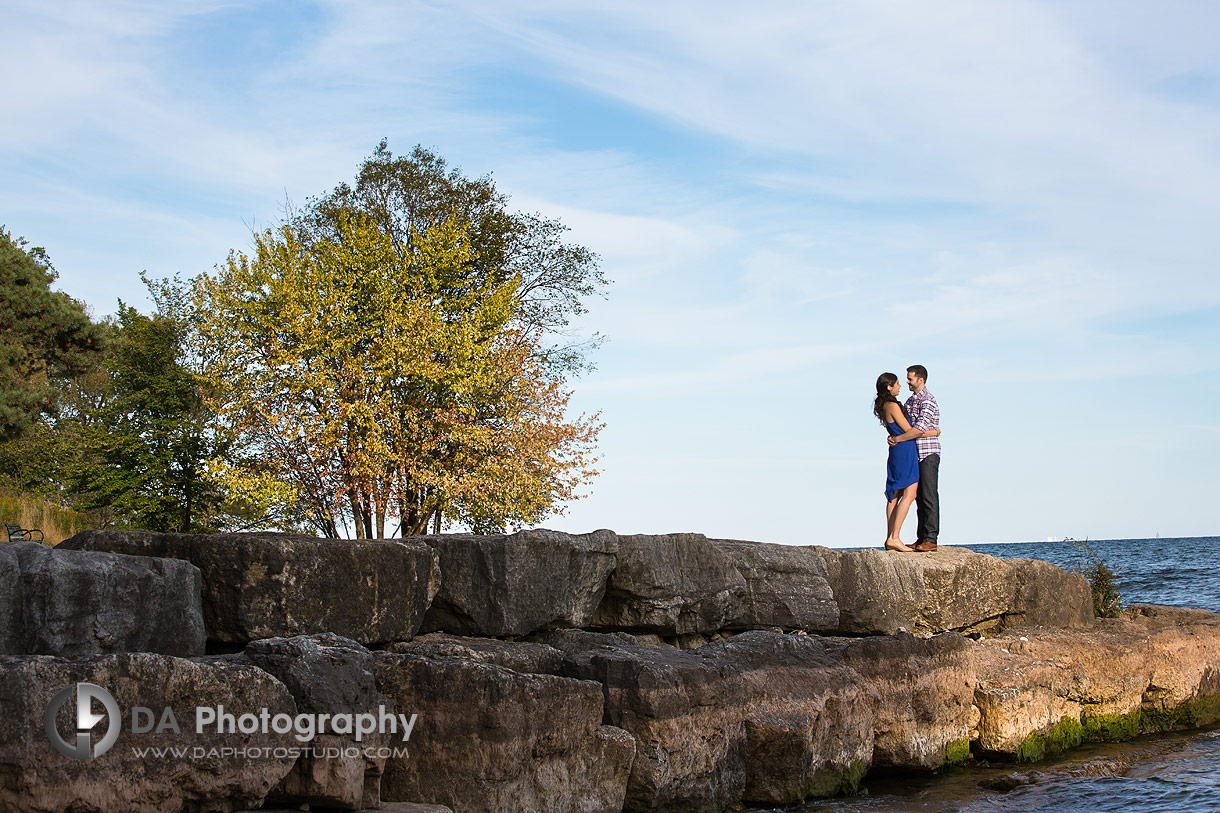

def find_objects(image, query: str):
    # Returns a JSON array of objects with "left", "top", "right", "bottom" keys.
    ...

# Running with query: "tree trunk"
[
  {"left": 348, "top": 488, "right": 365, "bottom": 539},
  {"left": 361, "top": 490, "right": 374, "bottom": 540},
  {"left": 402, "top": 486, "right": 420, "bottom": 537},
  {"left": 409, "top": 506, "right": 435, "bottom": 537},
  {"left": 183, "top": 465, "right": 194, "bottom": 533}
]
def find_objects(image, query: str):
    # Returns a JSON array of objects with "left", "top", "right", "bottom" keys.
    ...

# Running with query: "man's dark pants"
[{"left": 916, "top": 453, "right": 940, "bottom": 544}]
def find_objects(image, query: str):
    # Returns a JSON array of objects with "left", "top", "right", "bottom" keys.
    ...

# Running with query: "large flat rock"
[
  {"left": 0, "top": 652, "right": 296, "bottom": 813},
  {"left": 591, "top": 533, "right": 747, "bottom": 636},
  {"left": 546, "top": 629, "right": 874, "bottom": 811},
  {"left": 418, "top": 530, "right": 748, "bottom": 638},
  {"left": 0, "top": 541, "right": 204, "bottom": 657},
  {"left": 710, "top": 539, "right": 839, "bottom": 631},
  {"left": 373, "top": 651, "right": 634, "bottom": 813},
  {"left": 412, "top": 532, "right": 1091, "bottom": 640},
  {"left": 417, "top": 528, "right": 616, "bottom": 637},
  {"left": 59, "top": 530, "right": 439, "bottom": 646},
  {"left": 818, "top": 546, "right": 1093, "bottom": 635},
  {"left": 969, "top": 604, "right": 1220, "bottom": 760},
  {"left": 821, "top": 632, "right": 977, "bottom": 770}
]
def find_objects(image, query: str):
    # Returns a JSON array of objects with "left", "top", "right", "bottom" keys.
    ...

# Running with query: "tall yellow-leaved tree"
[{"left": 195, "top": 211, "right": 600, "bottom": 537}]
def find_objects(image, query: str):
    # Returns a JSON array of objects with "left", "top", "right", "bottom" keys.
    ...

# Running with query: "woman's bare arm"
[
  {"left": 886, "top": 403, "right": 915, "bottom": 433},
  {"left": 886, "top": 403, "right": 931, "bottom": 443}
]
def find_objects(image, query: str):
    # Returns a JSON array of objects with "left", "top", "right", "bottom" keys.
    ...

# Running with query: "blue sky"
[{"left": 4, "top": 0, "right": 1220, "bottom": 545}]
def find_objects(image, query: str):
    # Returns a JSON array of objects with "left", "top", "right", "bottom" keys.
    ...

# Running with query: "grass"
[{"left": 0, "top": 492, "right": 93, "bottom": 545}]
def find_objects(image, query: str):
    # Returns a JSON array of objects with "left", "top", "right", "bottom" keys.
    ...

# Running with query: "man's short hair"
[{"left": 907, "top": 364, "right": 928, "bottom": 381}]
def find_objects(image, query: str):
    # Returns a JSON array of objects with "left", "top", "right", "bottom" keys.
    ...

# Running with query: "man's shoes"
[{"left": 912, "top": 540, "right": 938, "bottom": 552}]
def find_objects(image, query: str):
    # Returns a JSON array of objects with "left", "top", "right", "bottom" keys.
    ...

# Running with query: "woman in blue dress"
[{"left": 874, "top": 372, "right": 937, "bottom": 552}]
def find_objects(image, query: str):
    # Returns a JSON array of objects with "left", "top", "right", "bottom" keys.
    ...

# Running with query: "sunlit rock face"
[{"left": 970, "top": 604, "right": 1220, "bottom": 761}]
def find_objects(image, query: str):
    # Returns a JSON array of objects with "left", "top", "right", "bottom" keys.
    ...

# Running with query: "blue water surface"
[{"left": 965, "top": 536, "right": 1220, "bottom": 615}]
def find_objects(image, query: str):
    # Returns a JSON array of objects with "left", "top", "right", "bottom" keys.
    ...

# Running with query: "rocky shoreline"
[{"left": 1, "top": 529, "right": 1218, "bottom": 812}]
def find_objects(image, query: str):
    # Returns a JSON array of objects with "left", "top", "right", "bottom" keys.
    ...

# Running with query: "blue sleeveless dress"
[{"left": 885, "top": 421, "right": 919, "bottom": 500}]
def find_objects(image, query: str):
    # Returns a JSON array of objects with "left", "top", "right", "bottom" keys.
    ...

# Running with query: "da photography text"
[{"left": 44, "top": 682, "right": 418, "bottom": 761}]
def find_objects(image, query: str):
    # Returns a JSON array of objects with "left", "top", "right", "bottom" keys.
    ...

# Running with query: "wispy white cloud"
[{"left": 461, "top": 0, "right": 1220, "bottom": 306}]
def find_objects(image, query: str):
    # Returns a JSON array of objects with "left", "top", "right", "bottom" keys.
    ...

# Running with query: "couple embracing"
[{"left": 874, "top": 365, "right": 940, "bottom": 553}]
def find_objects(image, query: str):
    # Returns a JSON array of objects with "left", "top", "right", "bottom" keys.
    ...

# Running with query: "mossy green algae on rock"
[
  {"left": 805, "top": 759, "right": 869, "bottom": 799},
  {"left": 1080, "top": 710, "right": 1142, "bottom": 743},
  {"left": 1140, "top": 690, "right": 1220, "bottom": 732},
  {"left": 1009, "top": 693, "right": 1220, "bottom": 765},
  {"left": 1014, "top": 716, "right": 1083, "bottom": 763},
  {"left": 1083, "top": 691, "right": 1220, "bottom": 744},
  {"left": 944, "top": 737, "right": 972, "bottom": 766}
]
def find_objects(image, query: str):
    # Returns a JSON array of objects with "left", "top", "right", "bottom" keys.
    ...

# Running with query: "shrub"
[{"left": 1069, "top": 538, "right": 1124, "bottom": 618}]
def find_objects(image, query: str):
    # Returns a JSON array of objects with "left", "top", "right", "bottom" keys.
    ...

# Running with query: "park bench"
[{"left": 5, "top": 523, "right": 43, "bottom": 542}]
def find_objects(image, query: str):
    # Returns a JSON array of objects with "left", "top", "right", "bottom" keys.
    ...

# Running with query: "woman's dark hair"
[{"left": 874, "top": 372, "right": 910, "bottom": 426}]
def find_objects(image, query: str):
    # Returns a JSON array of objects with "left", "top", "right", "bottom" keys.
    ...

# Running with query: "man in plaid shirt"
[{"left": 904, "top": 365, "right": 940, "bottom": 551}]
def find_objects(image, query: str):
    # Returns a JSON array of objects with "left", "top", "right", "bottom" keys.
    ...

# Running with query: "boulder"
[
  {"left": 242, "top": 634, "right": 395, "bottom": 810},
  {"left": 59, "top": 530, "right": 439, "bottom": 646},
  {"left": 821, "top": 632, "right": 977, "bottom": 769},
  {"left": 0, "top": 541, "right": 203, "bottom": 658},
  {"left": 710, "top": 539, "right": 839, "bottom": 631},
  {"left": 0, "top": 652, "right": 295, "bottom": 813},
  {"left": 969, "top": 606, "right": 1220, "bottom": 761},
  {"left": 591, "top": 533, "right": 746, "bottom": 635},
  {"left": 551, "top": 629, "right": 873, "bottom": 811},
  {"left": 1006, "top": 556, "right": 1098, "bottom": 629},
  {"left": 818, "top": 546, "right": 1093, "bottom": 635},
  {"left": 373, "top": 651, "right": 635, "bottom": 813},
  {"left": 418, "top": 528, "right": 616, "bottom": 637},
  {"left": 817, "top": 547, "right": 925, "bottom": 635},
  {"left": 714, "top": 632, "right": 875, "bottom": 806}
]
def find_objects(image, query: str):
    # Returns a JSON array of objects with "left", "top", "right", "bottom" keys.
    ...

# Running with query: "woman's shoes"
[{"left": 884, "top": 539, "right": 915, "bottom": 552}]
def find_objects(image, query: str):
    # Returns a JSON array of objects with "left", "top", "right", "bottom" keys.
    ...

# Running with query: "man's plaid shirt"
[{"left": 906, "top": 388, "right": 940, "bottom": 461}]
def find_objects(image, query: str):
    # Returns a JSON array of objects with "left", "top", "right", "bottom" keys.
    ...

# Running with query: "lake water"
[
  {"left": 967, "top": 537, "right": 1220, "bottom": 615},
  {"left": 751, "top": 536, "right": 1220, "bottom": 813}
]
